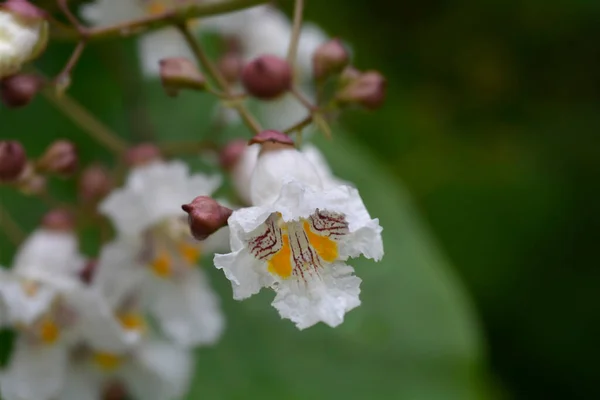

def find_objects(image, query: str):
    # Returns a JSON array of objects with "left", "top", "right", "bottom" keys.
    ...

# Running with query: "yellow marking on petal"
[
  {"left": 117, "top": 313, "right": 145, "bottom": 332},
  {"left": 21, "top": 281, "right": 38, "bottom": 297},
  {"left": 147, "top": 2, "right": 167, "bottom": 16},
  {"left": 39, "top": 319, "right": 60, "bottom": 344},
  {"left": 93, "top": 352, "right": 122, "bottom": 371},
  {"left": 151, "top": 250, "right": 172, "bottom": 277},
  {"left": 303, "top": 221, "right": 338, "bottom": 263},
  {"left": 267, "top": 234, "right": 292, "bottom": 279},
  {"left": 178, "top": 242, "right": 201, "bottom": 266}
]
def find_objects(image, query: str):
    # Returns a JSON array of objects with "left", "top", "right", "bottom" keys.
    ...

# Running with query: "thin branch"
[
  {"left": 0, "top": 201, "right": 25, "bottom": 245},
  {"left": 177, "top": 23, "right": 262, "bottom": 135},
  {"left": 57, "top": 0, "right": 84, "bottom": 31},
  {"left": 283, "top": 114, "right": 313, "bottom": 134},
  {"left": 42, "top": 89, "right": 128, "bottom": 155},
  {"left": 291, "top": 87, "right": 315, "bottom": 111},
  {"left": 55, "top": 40, "right": 86, "bottom": 85},
  {"left": 287, "top": 0, "right": 305, "bottom": 66}
]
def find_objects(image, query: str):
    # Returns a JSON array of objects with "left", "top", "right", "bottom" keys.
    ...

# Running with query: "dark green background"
[{"left": 2, "top": 0, "right": 600, "bottom": 399}]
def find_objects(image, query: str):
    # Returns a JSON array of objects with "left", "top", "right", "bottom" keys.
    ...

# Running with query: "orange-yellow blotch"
[
  {"left": 118, "top": 313, "right": 145, "bottom": 332},
  {"left": 151, "top": 250, "right": 172, "bottom": 277},
  {"left": 268, "top": 234, "right": 293, "bottom": 278},
  {"left": 93, "top": 352, "right": 122, "bottom": 371},
  {"left": 39, "top": 319, "right": 60, "bottom": 344},
  {"left": 303, "top": 221, "right": 338, "bottom": 263},
  {"left": 178, "top": 242, "right": 201, "bottom": 266},
  {"left": 146, "top": 2, "right": 167, "bottom": 16}
]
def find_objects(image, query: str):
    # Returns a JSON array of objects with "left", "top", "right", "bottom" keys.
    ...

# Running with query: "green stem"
[
  {"left": 287, "top": 0, "right": 305, "bottom": 66},
  {"left": 0, "top": 202, "right": 25, "bottom": 245}
]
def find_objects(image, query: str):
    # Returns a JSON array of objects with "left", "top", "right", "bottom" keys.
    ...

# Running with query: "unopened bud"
[
  {"left": 42, "top": 208, "right": 75, "bottom": 232},
  {"left": 1, "top": 74, "right": 44, "bottom": 108},
  {"left": 79, "top": 164, "right": 113, "bottom": 203},
  {"left": 1, "top": 0, "right": 46, "bottom": 20},
  {"left": 242, "top": 55, "right": 292, "bottom": 100},
  {"left": 37, "top": 140, "right": 78, "bottom": 176},
  {"left": 336, "top": 70, "right": 386, "bottom": 110},
  {"left": 124, "top": 143, "right": 162, "bottom": 167},
  {"left": 79, "top": 259, "right": 97, "bottom": 285},
  {"left": 159, "top": 57, "right": 205, "bottom": 97},
  {"left": 217, "top": 52, "right": 243, "bottom": 84},
  {"left": 312, "top": 38, "right": 350, "bottom": 80},
  {"left": 181, "top": 196, "right": 232, "bottom": 241},
  {"left": 16, "top": 164, "right": 46, "bottom": 195},
  {"left": 0, "top": 140, "right": 27, "bottom": 182},
  {"left": 219, "top": 139, "right": 247, "bottom": 171}
]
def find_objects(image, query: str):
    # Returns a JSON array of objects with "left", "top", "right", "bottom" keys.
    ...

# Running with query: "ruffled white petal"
[
  {"left": 0, "top": 274, "right": 56, "bottom": 325},
  {"left": 58, "top": 365, "right": 101, "bottom": 400},
  {"left": 214, "top": 247, "right": 273, "bottom": 300},
  {"left": 0, "top": 12, "right": 46, "bottom": 78},
  {"left": 272, "top": 262, "right": 361, "bottom": 329},
  {"left": 301, "top": 144, "right": 349, "bottom": 189},
  {"left": 100, "top": 160, "right": 221, "bottom": 236},
  {"left": 12, "top": 230, "right": 80, "bottom": 279},
  {"left": 250, "top": 149, "right": 323, "bottom": 207},
  {"left": 121, "top": 340, "right": 192, "bottom": 400},
  {"left": 0, "top": 341, "right": 67, "bottom": 400},
  {"left": 145, "top": 268, "right": 224, "bottom": 347},
  {"left": 232, "top": 143, "right": 260, "bottom": 205}
]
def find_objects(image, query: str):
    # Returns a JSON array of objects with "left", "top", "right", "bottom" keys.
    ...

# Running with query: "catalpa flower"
[
  {"left": 0, "top": 228, "right": 133, "bottom": 400},
  {"left": 214, "top": 132, "right": 383, "bottom": 329},
  {"left": 81, "top": 0, "right": 198, "bottom": 76},
  {"left": 99, "top": 158, "right": 225, "bottom": 347}
]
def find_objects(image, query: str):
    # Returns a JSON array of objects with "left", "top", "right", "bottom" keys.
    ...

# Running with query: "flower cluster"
[{"left": 0, "top": 0, "right": 386, "bottom": 399}]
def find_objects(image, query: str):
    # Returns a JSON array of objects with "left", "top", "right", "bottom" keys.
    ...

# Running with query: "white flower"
[
  {"left": 0, "top": 6, "right": 48, "bottom": 78},
  {"left": 81, "top": 0, "right": 197, "bottom": 76},
  {"left": 59, "top": 338, "right": 193, "bottom": 400},
  {"left": 231, "top": 143, "right": 344, "bottom": 205},
  {"left": 202, "top": 5, "right": 328, "bottom": 131},
  {"left": 99, "top": 160, "right": 225, "bottom": 347},
  {"left": 0, "top": 231, "right": 134, "bottom": 400},
  {"left": 214, "top": 147, "right": 383, "bottom": 329}
]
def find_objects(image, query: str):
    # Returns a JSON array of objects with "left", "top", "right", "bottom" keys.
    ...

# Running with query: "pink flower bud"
[
  {"left": 249, "top": 130, "right": 295, "bottom": 146},
  {"left": 0, "top": 140, "right": 27, "bottom": 182},
  {"left": 242, "top": 55, "right": 292, "bottom": 100},
  {"left": 1, "top": 0, "right": 47, "bottom": 21},
  {"left": 159, "top": 57, "right": 205, "bottom": 97},
  {"left": 219, "top": 139, "right": 247, "bottom": 171},
  {"left": 336, "top": 70, "right": 386, "bottom": 110},
  {"left": 124, "top": 143, "right": 162, "bottom": 167},
  {"left": 78, "top": 164, "right": 113, "bottom": 203},
  {"left": 37, "top": 140, "right": 78, "bottom": 177},
  {"left": 42, "top": 208, "right": 75, "bottom": 232},
  {"left": 0, "top": 74, "right": 44, "bottom": 108},
  {"left": 181, "top": 196, "right": 233, "bottom": 241},
  {"left": 79, "top": 259, "right": 98, "bottom": 285},
  {"left": 218, "top": 52, "right": 243, "bottom": 84},
  {"left": 312, "top": 38, "right": 350, "bottom": 80}
]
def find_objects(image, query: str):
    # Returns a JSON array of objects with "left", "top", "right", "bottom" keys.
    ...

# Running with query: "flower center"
[
  {"left": 38, "top": 318, "right": 60, "bottom": 344},
  {"left": 117, "top": 312, "right": 146, "bottom": 332},
  {"left": 248, "top": 210, "right": 348, "bottom": 279},
  {"left": 93, "top": 352, "right": 123, "bottom": 371}
]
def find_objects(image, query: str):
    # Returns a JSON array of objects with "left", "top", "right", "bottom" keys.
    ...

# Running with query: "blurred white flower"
[
  {"left": 99, "top": 160, "right": 226, "bottom": 347},
  {"left": 202, "top": 5, "right": 328, "bottom": 131},
  {"left": 0, "top": 5, "right": 48, "bottom": 78},
  {"left": 214, "top": 147, "right": 383, "bottom": 329},
  {"left": 0, "top": 230, "right": 134, "bottom": 400},
  {"left": 81, "top": 0, "right": 197, "bottom": 76}
]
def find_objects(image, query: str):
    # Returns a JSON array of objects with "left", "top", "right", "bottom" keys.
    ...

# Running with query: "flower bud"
[
  {"left": 42, "top": 208, "right": 75, "bottom": 232},
  {"left": 78, "top": 164, "right": 113, "bottom": 203},
  {"left": 124, "top": 143, "right": 162, "bottom": 167},
  {"left": 16, "top": 164, "right": 46, "bottom": 195},
  {"left": 241, "top": 55, "right": 292, "bottom": 100},
  {"left": 0, "top": 140, "right": 27, "bottom": 182},
  {"left": 249, "top": 130, "right": 295, "bottom": 146},
  {"left": 312, "top": 38, "right": 350, "bottom": 81},
  {"left": 217, "top": 52, "right": 243, "bottom": 84},
  {"left": 79, "top": 259, "right": 98, "bottom": 285},
  {"left": 219, "top": 139, "right": 247, "bottom": 171},
  {"left": 37, "top": 140, "right": 78, "bottom": 177},
  {"left": 181, "top": 196, "right": 233, "bottom": 241},
  {"left": 1, "top": 73, "right": 43, "bottom": 108},
  {"left": 336, "top": 70, "right": 386, "bottom": 110},
  {"left": 0, "top": 0, "right": 49, "bottom": 79},
  {"left": 159, "top": 57, "right": 205, "bottom": 97}
]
